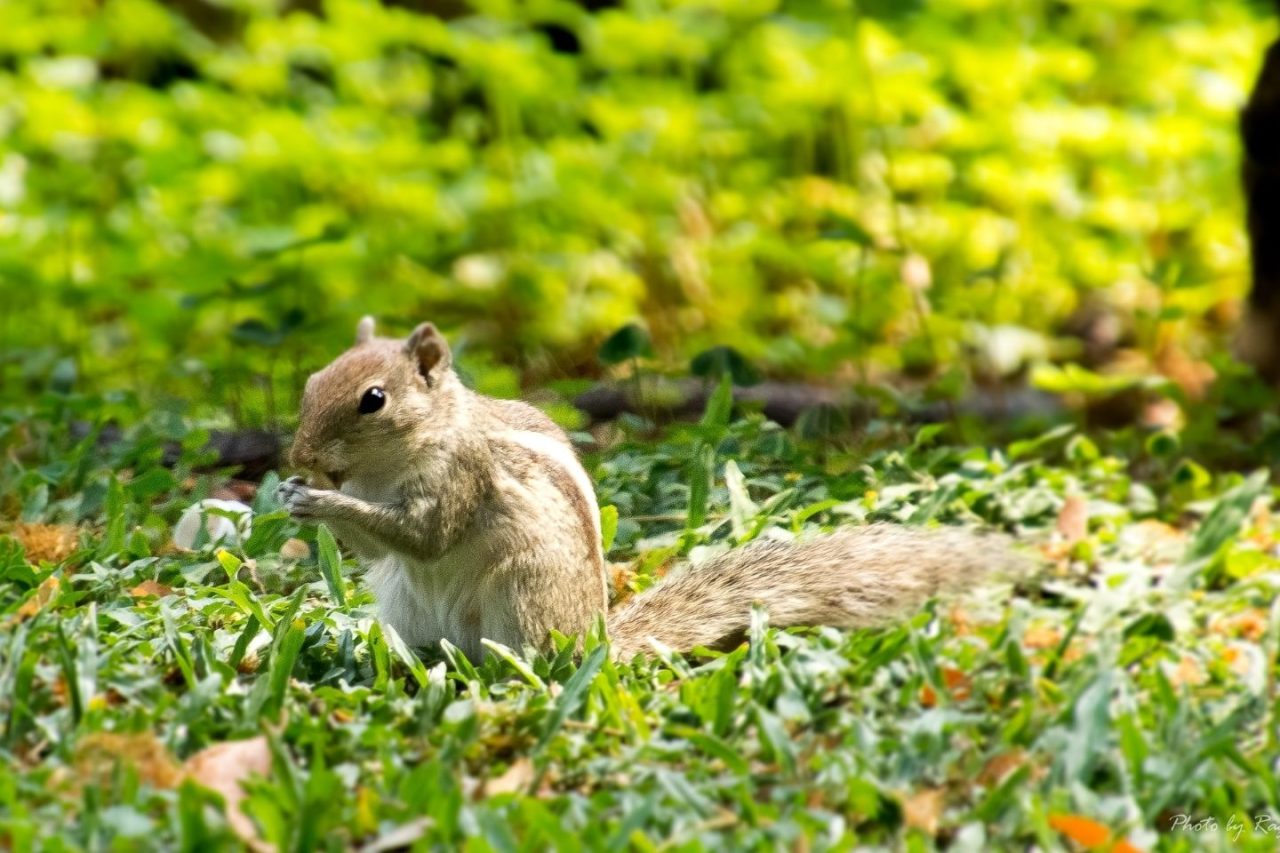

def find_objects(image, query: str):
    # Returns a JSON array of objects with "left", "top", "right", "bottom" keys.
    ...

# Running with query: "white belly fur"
[{"left": 362, "top": 530, "right": 522, "bottom": 661}]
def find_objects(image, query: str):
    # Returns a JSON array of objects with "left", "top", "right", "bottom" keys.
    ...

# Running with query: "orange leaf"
[
  {"left": 279, "top": 538, "right": 310, "bottom": 561},
  {"left": 1110, "top": 839, "right": 1146, "bottom": 853},
  {"left": 11, "top": 523, "right": 78, "bottom": 564},
  {"left": 9, "top": 575, "right": 60, "bottom": 625},
  {"left": 978, "top": 750, "right": 1026, "bottom": 786},
  {"left": 74, "top": 732, "right": 183, "bottom": 789},
  {"left": 481, "top": 757, "right": 535, "bottom": 798},
  {"left": 903, "top": 788, "right": 945, "bottom": 836},
  {"left": 1212, "top": 609, "right": 1267, "bottom": 642},
  {"left": 1056, "top": 496, "right": 1088, "bottom": 544},
  {"left": 184, "top": 736, "right": 274, "bottom": 853},
  {"left": 1024, "top": 625, "right": 1063, "bottom": 650},
  {"left": 1049, "top": 813, "right": 1111, "bottom": 848},
  {"left": 130, "top": 580, "right": 175, "bottom": 599},
  {"left": 941, "top": 667, "right": 971, "bottom": 702},
  {"left": 919, "top": 668, "right": 970, "bottom": 706},
  {"left": 1168, "top": 655, "right": 1205, "bottom": 688}
]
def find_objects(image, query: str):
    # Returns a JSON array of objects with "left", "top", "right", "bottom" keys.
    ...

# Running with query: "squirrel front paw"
[{"left": 277, "top": 476, "right": 327, "bottom": 520}]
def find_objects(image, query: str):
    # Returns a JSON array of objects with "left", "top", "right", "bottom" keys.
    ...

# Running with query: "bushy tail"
[{"left": 606, "top": 525, "right": 1023, "bottom": 659}]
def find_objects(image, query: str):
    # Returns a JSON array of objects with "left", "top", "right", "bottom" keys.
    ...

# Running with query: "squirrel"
[{"left": 278, "top": 317, "right": 1018, "bottom": 661}]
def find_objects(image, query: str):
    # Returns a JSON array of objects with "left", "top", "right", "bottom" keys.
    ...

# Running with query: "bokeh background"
[{"left": 0, "top": 0, "right": 1274, "bottom": 434}]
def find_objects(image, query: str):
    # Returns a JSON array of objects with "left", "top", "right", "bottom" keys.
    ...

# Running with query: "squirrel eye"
[{"left": 358, "top": 387, "right": 386, "bottom": 415}]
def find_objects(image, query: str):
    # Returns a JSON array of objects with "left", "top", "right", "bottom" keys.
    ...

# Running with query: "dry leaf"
[
  {"left": 213, "top": 480, "right": 259, "bottom": 503},
  {"left": 73, "top": 732, "right": 183, "bottom": 790},
  {"left": 903, "top": 788, "right": 945, "bottom": 836},
  {"left": 978, "top": 750, "right": 1025, "bottom": 786},
  {"left": 1024, "top": 625, "right": 1063, "bottom": 650},
  {"left": 918, "top": 668, "right": 971, "bottom": 707},
  {"left": 1221, "top": 644, "right": 1254, "bottom": 676},
  {"left": 610, "top": 562, "right": 637, "bottom": 602},
  {"left": 184, "top": 736, "right": 274, "bottom": 852},
  {"left": 1056, "top": 496, "right": 1088, "bottom": 544},
  {"left": 941, "top": 667, "right": 971, "bottom": 702},
  {"left": 10, "top": 575, "right": 60, "bottom": 626},
  {"left": 1139, "top": 398, "right": 1182, "bottom": 431},
  {"left": 1210, "top": 608, "right": 1268, "bottom": 641},
  {"left": 1249, "top": 495, "right": 1274, "bottom": 548},
  {"left": 481, "top": 757, "right": 534, "bottom": 797},
  {"left": 279, "top": 538, "right": 310, "bottom": 560},
  {"left": 1168, "top": 655, "right": 1205, "bottom": 688},
  {"left": 1048, "top": 813, "right": 1110, "bottom": 847},
  {"left": 1156, "top": 343, "right": 1215, "bottom": 400},
  {"left": 130, "top": 580, "right": 175, "bottom": 599},
  {"left": 11, "top": 523, "right": 78, "bottom": 563}
]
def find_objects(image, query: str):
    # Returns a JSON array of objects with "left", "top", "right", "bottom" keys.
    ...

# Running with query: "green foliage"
[
  {"left": 3, "top": 0, "right": 1280, "bottom": 848},
  {"left": 6, "top": 392, "right": 1279, "bottom": 848},
  {"left": 0, "top": 0, "right": 1272, "bottom": 425}
]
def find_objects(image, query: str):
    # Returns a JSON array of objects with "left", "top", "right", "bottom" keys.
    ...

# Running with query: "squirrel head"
[{"left": 290, "top": 317, "right": 457, "bottom": 486}]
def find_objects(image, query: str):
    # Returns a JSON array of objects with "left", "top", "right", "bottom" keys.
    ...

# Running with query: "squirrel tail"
[{"left": 605, "top": 524, "right": 1022, "bottom": 659}]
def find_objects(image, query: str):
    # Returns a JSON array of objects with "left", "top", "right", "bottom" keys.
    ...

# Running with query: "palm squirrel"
[{"left": 278, "top": 317, "right": 1017, "bottom": 661}]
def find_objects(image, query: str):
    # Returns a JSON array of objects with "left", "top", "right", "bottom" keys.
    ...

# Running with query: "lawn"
[{"left": 4, "top": 0, "right": 1280, "bottom": 850}]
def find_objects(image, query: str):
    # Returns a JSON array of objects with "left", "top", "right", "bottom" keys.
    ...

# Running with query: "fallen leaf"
[
  {"left": 978, "top": 750, "right": 1026, "bottom": 786},
  {"left": 941, "top": 667, "right": 971, "bottom": 702},
  {"left": 610, "top": 562, "right": 637, "bottom": 601},
  {"left": 1057, "top": 496, "right": 1088, "bottom": 544},
  {"left": 481, "top": 757, "right": 534, "bottom": 797},
  {"left": 9, "top": 575, "right": 60, "bottom": 625},
  {"left": 1023, "top": 625, "right": 1063, "bottom": 650},
  {"left": 1167, "top": 655, "right": 1205, "bottom": 688},
  {"left": 1121, "top": 520, "right": 1186, "bottom": 555},
  {"left": 918, "top": 668, "right": 970, "bottom": 707},
  {"left": 1221, "top": 644, "right": 1254, "bottom": 676},
  {"left": 279, "top": 538, "right": 310, "bottom": 560},
  {"left": 74, "top": 732, "right": 183, "bottom": 790},
  {"left": 11, "top": 523, "right": 78, "bottom": 563},
  {"left": 130, "top": 580, "right": 175, "bottom": 599},
  {"left": 903, "top": 788, "right": 945, "bottom": 836},
  {"left": 184, "top": 736, "right": 274, "bottom": 852},
  {"left": 1140, "top": 398, "right": 1182, "bottom": 431},
  {"left": 214, "top": 480, "right": 259, "bottom": 503},
  {"left": 947, "top": 605, "right": 973, "bottom": 635},
  {"left": 1049, "top": 813, "right": 1110, "bottom": 848},
  {"left": 1249, "top": 495, "right": 1274, "bottom": 548},
  {"left": 1156, "top": 343, "right": 1215, "bottom": 400},
  {"left": 1210, "top": 609, "right": 1267, "bottom": 641}
]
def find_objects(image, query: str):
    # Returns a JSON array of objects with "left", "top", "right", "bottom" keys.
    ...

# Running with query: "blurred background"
[{"left": 0, "top": 0, "right": 1274, "bottom": 449}]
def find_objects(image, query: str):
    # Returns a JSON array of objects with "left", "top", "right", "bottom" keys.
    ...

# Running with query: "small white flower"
[{"left": 173, "top": 499, "right": 254, "bottom": 550}]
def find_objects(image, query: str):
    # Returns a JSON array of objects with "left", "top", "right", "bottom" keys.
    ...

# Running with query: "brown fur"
[
  {"left": 282, "top": 318, "right": 1023, "bottom": 661},
  {"left": 607, "top": 526, "right": 1021, "bottom": 659}
]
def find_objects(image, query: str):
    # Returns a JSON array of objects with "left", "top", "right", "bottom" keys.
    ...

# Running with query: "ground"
[{"left": 3, "top": 408, "right": 1280, "bottom": 850}]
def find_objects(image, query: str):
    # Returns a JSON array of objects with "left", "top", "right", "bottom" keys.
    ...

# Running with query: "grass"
[
  {"left": 3, "top": 403, "right": 1280, "bottom": 850},
  {"left": 3, "top": 2, "right": 1280, "bottom": 849}
]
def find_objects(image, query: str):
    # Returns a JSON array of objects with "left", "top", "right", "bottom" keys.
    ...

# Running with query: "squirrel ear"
[
  {"left": 355, "top": 316, "right": 376, "bottom": 344},
  {"left": 405, "top": 322, "right": 452, "bottom": 381}
]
